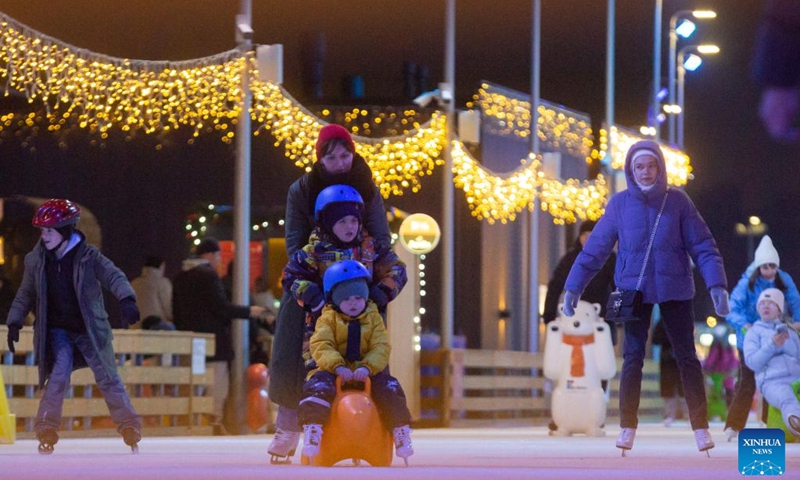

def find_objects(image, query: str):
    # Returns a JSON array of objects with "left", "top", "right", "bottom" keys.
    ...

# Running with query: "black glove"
[
  {"left": 120, "top": 297, "right": 140, "bottom": 327},
  {"left": 300, "top": 284, "right": 325, "bottom": 313},
  {"left": 370, "top": 285, "right": 390, "bottom": 308},
  {"left": 7, "top": 324, "right": 20, "bottom": 354}
]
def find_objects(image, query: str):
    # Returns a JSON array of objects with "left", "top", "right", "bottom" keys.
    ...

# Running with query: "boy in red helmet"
[{"left": 5, "top": 199, "right": 143, "bottom": 454}]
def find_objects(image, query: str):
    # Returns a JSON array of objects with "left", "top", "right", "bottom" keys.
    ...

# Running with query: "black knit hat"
[
  {"left": 195, "top": 237, "right": 221, "bottom": 256},
  {"left": 578, "top": 220, "right": 597, "bottom": 235},
  {"left": 320, "top": 202, "right": 362, "bottom": 234}
]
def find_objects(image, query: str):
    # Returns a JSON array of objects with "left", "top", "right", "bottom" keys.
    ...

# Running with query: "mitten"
[
  {"left": 300, "top": 284, "right": 325, "bottom": 313},
  {"left": 335, "top": 366, "right": 354, "bottom": 383},
  {"left": 562, "top": 290, "right": 581, "bottom": 317},
  {"left": 120, "top": 296, "right": 141, "bottom": 326},
  {"left": 7, "top": 324, "right": 20, "bottom": 354},
  {"left": 710, "top": 287, "right": 730, "bottom": 316},
  {"left": 352, "top": 367, "right": 370, "bottom": 382},
  {"left": 369, "top": 285, "right": 390, "bottom": 308}
]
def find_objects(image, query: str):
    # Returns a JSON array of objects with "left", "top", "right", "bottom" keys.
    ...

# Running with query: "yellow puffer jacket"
[{"left": 308, "top": 301, "right": 390, "bottom": 378}]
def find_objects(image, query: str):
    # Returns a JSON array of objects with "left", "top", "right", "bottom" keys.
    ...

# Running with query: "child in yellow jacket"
[{"left": 298, "top": 260, "right": 413, "bottom": 464}]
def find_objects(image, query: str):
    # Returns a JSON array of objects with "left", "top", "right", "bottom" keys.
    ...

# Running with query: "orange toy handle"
[{"left": 335, "top": 374, "right": 371, "bottom": 396}]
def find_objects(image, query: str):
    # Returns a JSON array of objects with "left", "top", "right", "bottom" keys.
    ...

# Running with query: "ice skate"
[
  {"left": 37, "top": 429, "right": 58, "bottom": 455},
  {"left": 393, "top": 425, "right": 414, "bottom": 466},
  {"left": 694, "top": 428, "right": 714, "bottom": 456},
  {"left": 121, "top": 427, "right": 141, "bottom": 453},
  {"left": 301, "top": 424, "right": 323, "bottom": 462},
  {"left": 268, "top": 428, "right": 301, "bottom": 464},
  {"left": 723, "top": 427, "right": 738, "bottom": 442},
  {"left": 787, "top": 415, "right": 800, "bottom": 437},
  {"left": 616, "top": 428, "right": 635, "bottom": 457}
]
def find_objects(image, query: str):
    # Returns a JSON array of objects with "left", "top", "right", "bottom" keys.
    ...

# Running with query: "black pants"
[
  {"left": 298, "top": 371, "right": 412, "bottom": 430},
  {"left": 619, "top": 300, "right": 708, "bottom": 430}
]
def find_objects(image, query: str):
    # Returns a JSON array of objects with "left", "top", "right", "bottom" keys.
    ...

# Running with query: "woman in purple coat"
[{"left": 562, "top": 140, "right": 730, "bottom": 455}]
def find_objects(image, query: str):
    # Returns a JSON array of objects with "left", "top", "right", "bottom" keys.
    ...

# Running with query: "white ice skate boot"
[
  {"left": 616, "top": 428, "right": 636, "bottom": 457},
  {"left": 301, "top": 424, "right": 323, "bottom": 462},
  {"left": 694, "top": 428, "right": 714, "bottom": 456},
  {"left": 723, "top": 427, "right": 738, "bottom": 442},
  {"left": 393, "top": 425, "right": 414, "bottom": 466},
  {"left": 268, "top": 428, "right": 301, "bottom": 464}
]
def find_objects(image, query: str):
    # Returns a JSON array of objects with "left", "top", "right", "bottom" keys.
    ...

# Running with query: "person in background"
[
  {"left": 172, "top": 237, "right": 266, "bottom": 435},
  {"left": 753, "top": 0, "right": 800, "bottom": 142},
  {"left": 562, "top": 141, "right": 729, "bottom": 455},
  {"left": 703, "top": 329, "right": 739, "bottom": 422},
  {"left": 4, "top": 199, "right": 142, "bottom": 453},
  {"left": 130, "top": 255, "right": 172, "bottom": 328},
  {"left": 268, "top": 124, "right": 391, "bottom": 463},
  {"left": 724, "top": 235, "right": 800, "bottom": 441},
  {"left": 743, "top": 288, "right": 800, "bottom": 437}
]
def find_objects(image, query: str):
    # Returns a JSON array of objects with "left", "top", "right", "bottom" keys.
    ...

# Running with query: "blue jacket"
[
  {"left": 743, "top": 320, "right": 800, "bottom": 391},
  {"left": 727, "top": 270, "right": 800, "bottom": 349},
  {"left": 565, "top": 140, "right": 727, "bottom": 304}
]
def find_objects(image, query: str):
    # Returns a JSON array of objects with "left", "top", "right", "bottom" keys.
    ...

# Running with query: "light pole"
[
  {"left": 677, "top": 44, "right": 719, "bottom": 148},
  {"left": 651, "top": 0, "right": 663, "bottom": 140},
  {"left": 441, "top": 0, "right": 455, "bottom": 351},
  {"left": 668, "top": 9, "right": 716, "bottom": 144},
  {"left": 735, "top": 216, "right": 768, "bottom": 263},
  {"left": 528, "top": 0, "right": 541, "bottom": 353}
]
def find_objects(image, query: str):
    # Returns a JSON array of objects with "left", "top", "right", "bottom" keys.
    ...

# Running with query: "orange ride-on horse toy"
[{"left": 301, "top": 377, "right": 393, "bottom": 467}]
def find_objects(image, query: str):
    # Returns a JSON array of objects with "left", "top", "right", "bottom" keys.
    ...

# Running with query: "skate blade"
[
  {"left": 131, "top": 444, "right": 139, "bottom": 454},
  {"left": 270, "top": 455, "right": 293, "bottom": 465},
  {"left": 38, "top": 446, "right": 54, "bottom": 455}
]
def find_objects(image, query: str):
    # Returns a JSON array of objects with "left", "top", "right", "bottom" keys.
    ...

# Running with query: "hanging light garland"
[
  {"left": 0, "top": 13, "right": 246, "bottom": 142},
  {"left": 451, "top": 140, "right": 608, "bottom": 224},
  {"left": 468, "top": 83, "right": 595, "bottom": 162}
]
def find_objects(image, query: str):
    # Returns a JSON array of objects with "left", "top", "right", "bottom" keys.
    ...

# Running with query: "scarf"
[{"left": 561, "top": 333, "right": 595, "bottom": 377}]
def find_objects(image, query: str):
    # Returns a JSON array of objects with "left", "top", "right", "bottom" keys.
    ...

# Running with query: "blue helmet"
[
  {"left": 314, "top": 185, "right": 364, "bottom": 223},
  {"left": 323, "top": 259, "right": 372, "bottom": 301}
]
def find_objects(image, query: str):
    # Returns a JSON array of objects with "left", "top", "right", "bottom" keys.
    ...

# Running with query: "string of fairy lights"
[{"left": 0, "top": 11, "right": 690, "bottom": 226}]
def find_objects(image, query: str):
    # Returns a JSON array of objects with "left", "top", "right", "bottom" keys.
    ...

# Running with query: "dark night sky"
[{"left": 1, "top": 1, "right": 798, "bottom": 315}]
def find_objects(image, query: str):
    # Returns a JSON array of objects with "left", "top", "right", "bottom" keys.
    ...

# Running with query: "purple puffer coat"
[{"left": 565, "top": 140, "right": 727, "bottom": 304}]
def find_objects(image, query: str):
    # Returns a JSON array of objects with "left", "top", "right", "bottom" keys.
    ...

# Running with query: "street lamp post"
[
  {"left": 668, "top": 9, "right": 716, "bottom": 144},
  {"left": 651, "top": 0, "right": 663, "bottom": 140},
  {"left": 677, "top": 44, "right": 719, "bottom": 148}
]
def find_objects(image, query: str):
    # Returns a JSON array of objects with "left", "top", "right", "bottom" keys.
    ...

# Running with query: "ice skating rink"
[{"left": 1, "top": 423, "right": 797, "bottom": 480}]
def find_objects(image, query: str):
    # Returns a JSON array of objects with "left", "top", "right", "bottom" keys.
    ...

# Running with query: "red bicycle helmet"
[{"left": 32, "top": 199, "right": 81, "bottom": 228}]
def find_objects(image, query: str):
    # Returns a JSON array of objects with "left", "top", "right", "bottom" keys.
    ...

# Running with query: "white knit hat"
[
  {"left": 757, "top": 288, "right": 785, "bottom": 313},
  {"left": 752, "top": 235, "right": 780, "bottom": 271}
]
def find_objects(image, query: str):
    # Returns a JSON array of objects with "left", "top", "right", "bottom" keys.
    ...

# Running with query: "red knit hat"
[{"left": 315, "top": 124, "right": 355, "bottom": 161}]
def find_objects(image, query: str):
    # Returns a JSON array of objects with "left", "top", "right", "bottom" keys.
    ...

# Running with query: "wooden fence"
[
  {"left": 0, "top": 326, "right": 216, "bottom": 439},
  {"left": 418, "top": 348, "right": 662, "bottom": 428}
]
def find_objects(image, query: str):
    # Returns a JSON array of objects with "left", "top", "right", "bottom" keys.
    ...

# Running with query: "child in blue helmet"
[
  {"left": 298, "top": 260, "right": 413, "bottom": 464},
  {"left": 282, "top": 184, "right": 407, "bottom": 371}
]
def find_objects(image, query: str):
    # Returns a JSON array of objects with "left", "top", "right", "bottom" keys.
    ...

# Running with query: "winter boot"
[
  {"left": 121, "top": 427, "right": 141, "bottom": 453},
  {"left": 37, "top": 429, "right": 59, "bottom": 455},
  {"left": 694, "top": 428, "right": 714, "bottom": 456},
  {"left": 616, "top": 428, "right": 636, "bottom": 456},
  {"left": 393, "top": 425, "right": 414, "bottom": 466},
  {"left": 301, "top": 424, "right": 323, "bottom": 462},
  {"left": 268, "top": 428, "right": 301, "bottom": 464}
]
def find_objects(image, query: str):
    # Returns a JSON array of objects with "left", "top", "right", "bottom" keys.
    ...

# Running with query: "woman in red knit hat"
[{"left": 267, "top": 124, "right": 391, "bottom": 463}]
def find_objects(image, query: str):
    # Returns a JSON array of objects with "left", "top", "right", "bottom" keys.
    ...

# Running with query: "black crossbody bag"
[{"left": 605, "top": 191, "right": 668, "bottom": 323}]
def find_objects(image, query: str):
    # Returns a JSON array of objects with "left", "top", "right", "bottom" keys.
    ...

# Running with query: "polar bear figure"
[{"left": 543, "top": 300, "right": 616, "bottom": 436}]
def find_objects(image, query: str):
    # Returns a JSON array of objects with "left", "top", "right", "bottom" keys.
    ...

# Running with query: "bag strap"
[{"left": 635, "top": 190, "right": 669, "bottom": 290}]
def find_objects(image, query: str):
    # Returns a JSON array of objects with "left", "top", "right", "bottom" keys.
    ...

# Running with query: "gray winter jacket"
[{"left": 5, "top": 232, "right": 135, "bottom": 389}]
